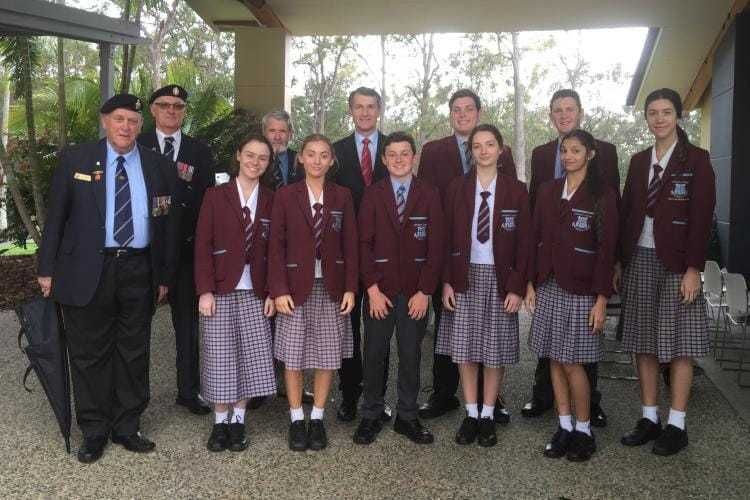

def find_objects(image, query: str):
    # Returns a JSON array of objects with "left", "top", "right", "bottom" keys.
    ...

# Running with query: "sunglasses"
[{"left": 153, "top": 102, "right": 187, "bottom": 111}]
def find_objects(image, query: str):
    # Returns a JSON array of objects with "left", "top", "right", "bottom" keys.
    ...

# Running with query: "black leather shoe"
[
  {"left": 621, "top": 418, "right": 662, "bottom": 447},
  {"left": 652, "top": 425, "right": 688, "bottom": 456},
  {"left": 494, "top": 397, "right": 511, "bottom": 425},
  {"left": 176, "top": 396, "right": 211, "bottom": 415},
  {"left": 591, "top": 404, "right": 608, "bottom": 428},
  {"left": 308, "top": 419, "right": 328, "bottom": 450},
  {"left": 111, "top": 432, "right": 155, "bottom": 453},
  {"left": 455, "top": 416, "right": 479, "bottom": 445},
  {"left": 353, "top": 418, "right": 383, "bottom": 445},
  {"left": 337, "top": 400, "right": 358, "bottom": 422},
  {"left": 206, "top": 423, "right": 229, "bottom": 452},
  {"left": 381, "top": 403, "right": 393, "bottom": 422},
  {"left": 77, "top": 436, "right": 107, "bottom": 463},
  {"left": 418, "top": 395, "right": 460, "bottom": 420},
  {"left": 566, "top": 430, "right": 596, "bottom": 462},
  {"left": 477, "top": 417, "right": 497, "bottom": 447},
  {"left": 544, "top": 427, "right": 572, "bottom": 458},
  {"left": 247, "top": 396, "right": 268, "bottom": 410},
  {"left": 228, "top": 422, "right": 248, "bottom": 451},
  {"left": 302, "top": 390, "right": 315, "bottom": 405},
  {"left": 393, "top": 416, "right": 434, "bottom": 444},
  {"left": 288, "top": 420, "right": 308, "bottom": 452},
  {"left": 521, "top": 398, "right": 553, "bottom": 418}
]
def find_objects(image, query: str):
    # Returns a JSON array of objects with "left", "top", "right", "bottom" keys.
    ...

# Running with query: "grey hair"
[{"left": 261, "top": 110, "right": 293, "bottom": 133}]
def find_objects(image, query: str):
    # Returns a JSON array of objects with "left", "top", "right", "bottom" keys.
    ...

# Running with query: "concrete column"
[
  {"left": 98, "top": 42, "right": 114, "bottom": 138},
  {"left": 234, "top": 27, "right": 291, "bottom": 116}
]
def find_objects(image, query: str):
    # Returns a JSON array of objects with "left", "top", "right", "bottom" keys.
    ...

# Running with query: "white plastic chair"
[{"left": 723, "top": 272, "right": 750, "bottom": 387}]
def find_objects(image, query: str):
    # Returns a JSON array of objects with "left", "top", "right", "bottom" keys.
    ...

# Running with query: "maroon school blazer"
[
  {"left": 268, "top": 180, "right": 359, "bottom": 305},
  {"left": 194, "top": 179, "right": 274, "bottom": 298},
  {"left": 619, "top": 142, "right": 716, "bottom": 273},
  {"left": 530, "top": 178, "right": 618, "bottom": 297},
  {"left": 417, "top": 135, "right": 517, "bottom": 197},
  {"left": 529, "top": 138, "right": 620, "bottom": 210},
  {"left": 442, "top": 172, "right": 531, "bottom": 298},
  {"left": 358, "top": 177, "right": 444, "bottom": 299}
]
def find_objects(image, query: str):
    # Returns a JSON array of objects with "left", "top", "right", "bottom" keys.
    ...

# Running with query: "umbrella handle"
[{"left": 22, "top": 365, "right": 34, "bottom": 393}]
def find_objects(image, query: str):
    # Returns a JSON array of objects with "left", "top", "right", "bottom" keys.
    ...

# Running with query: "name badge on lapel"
[
  {"left": 259, "top": 218, "right": 271, "bottom": 239},
  {"left": 571, "top": 209, "right": 593, "bottom": 232},
  {"left": 176, "top": 162, "right": 195, "bottom": 182},
  {"left": 329, "top": 210, "right": 343, "bottom": 232},
  {"left": 215, "top": 172, "right": 230, "bottom": 185},
  {"left": 152, "top": 195, "right": 171, "bottom": 216},
  {"left": 73, "top": 172, "right": 91, "bottom": 182},
  {"left": 500, "top": 209, "right": 518, "bottom": 232},
  {"left": 669, "top": 180, "right": 689, "bottom": 201}
]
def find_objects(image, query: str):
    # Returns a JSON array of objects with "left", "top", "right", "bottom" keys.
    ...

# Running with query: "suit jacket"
[
  {"left": 529, "top": 179, "right": 618, "bottom": 297},
  {"left": 529, "top": 138, "right": 619, "bottom": 211},
  {"left": 38, "top": 139, "right": 176, "bottom": 307},
  {"left": 417, "top": 135, "right": 517, "bottom": 198},
  {"left": 619, "top": 142, "right": 715, "bottom": 273},
  {"left": 442, "top": 172, "right": 531, "bottom": 298},
  {"left": 261, "top": 148, "right": 303, "bottom": 191},
  {"left": 268, "top": 181, "right": 359, "bottom": 305},
  {"left": 194, "top": 180, "right": 274, "bottom": 298},
  {"left": 333, "top": 132, "right": 388, "bottom": 211},
  {"left": 358, "top": 177, "right": 444, "bottom": 299}
]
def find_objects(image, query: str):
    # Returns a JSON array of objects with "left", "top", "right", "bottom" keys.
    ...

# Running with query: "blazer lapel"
[
  {"left": 322, "top": 181, "right": 335, "bottom": 231},
  {"left": 295, "top": 181, "right": 315, "bottom": 229},
  {"left": 379, "top": 180, "right": 401, "bottom": 232},
  {"left": 543, "top": 139, "right": 558, "bottom": 181},
  {"left": 401, "top": 179, "right": 422, "bottom": 223},
  {"left": 138, "top": 145, "right": 155, "bottom": 218},
  {"left": 492, "top": 174, "right": 508, "bottom": 230},
  {"left": 91, "top": 139, "right": 108, "bottom": 222},
  {"left": 463, "top": 171, "right": 477, "bottom": 219},
  {"left": 448, "top": 137, "right": 465, "bottom": 177},
  {"left": 222, "top": 178, "right": 244, "bottom": 225}
]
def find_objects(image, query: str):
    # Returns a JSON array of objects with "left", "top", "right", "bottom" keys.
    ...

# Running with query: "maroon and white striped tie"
[
  {"left": 476, "top": 191, "right": 491, "bottom": 243},
  {"left": 646, "top": 164, "right": 663, "bottom": 217},
  {"left": 313, "top": 202, "right": 323, "bottom": 259},
  {"left": 396, "top": 184, "right": 406, "bottom": 224},
  {"left": 242, "top": 206, "right": 253, "bottom": 263}
]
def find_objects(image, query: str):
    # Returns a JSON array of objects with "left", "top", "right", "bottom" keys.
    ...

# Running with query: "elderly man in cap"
[
  {"left": 38, "top": 93, "right": 176, "bottom": 463},
  {"left": 138, "top": 84, "right": 217, "bottom": 415}
]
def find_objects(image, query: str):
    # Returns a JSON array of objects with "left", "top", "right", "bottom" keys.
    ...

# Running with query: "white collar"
[
  {"left": 651, "top": 139, "right": 677, "bottom": 168},
  {"left": 306, "top": 183, "right": 324, "bottom": 207},
  {"left": 235, "top": 178, "right": 259, "bottom": 209}
]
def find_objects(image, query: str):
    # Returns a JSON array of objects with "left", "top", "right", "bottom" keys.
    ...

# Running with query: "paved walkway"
[{"left": 1, "top": 307, "right": 749, "bottom": 499}]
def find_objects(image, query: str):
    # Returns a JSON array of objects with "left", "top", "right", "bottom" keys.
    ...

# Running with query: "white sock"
[
  {"left": 215, "top": 411, "right": 229, "bottom": 424},
  {"left": 310, "top": 406, "right": 325, "bottom": 420},
  {"left": 642, "top": 405, "right": 659, "bottom": 424},
  {"left": 480, "top": 405, "right": 495, "bottom": 420},
  {"left": 667, "top": 408, "right": 686, "bottom": 430},
  {"left": 559, "top": 414, "right": 573, "bottom": 431},
  {"left": 232, "top": 407, "right": 246, "bottom": 424},
  {"left": 575, "top": 419, "right": 591, "bottom": 436},
  {"left": 290, "top": 407, "right": 305, "bottom": 422},
  {"left": 466, "top": 403, "right": 479, "bottom": 419}
]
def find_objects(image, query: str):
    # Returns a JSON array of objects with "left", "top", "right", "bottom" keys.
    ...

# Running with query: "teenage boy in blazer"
[{"left": 354, "top": 132, "right": 444, "bottom": 446}]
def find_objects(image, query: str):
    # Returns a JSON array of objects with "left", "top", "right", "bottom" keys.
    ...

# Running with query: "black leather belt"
[{"left": 101, "top": 247, "right": 150, "bottom": 257}]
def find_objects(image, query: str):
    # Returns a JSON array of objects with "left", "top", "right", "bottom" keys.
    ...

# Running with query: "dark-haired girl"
[
  {"left": 527, "top": 129, "right": 618, "bottom": 462},
  {"left": 269, "top": 133, "right": 358, "bottom": 452},
  {"left": 194, "top": 135, "right": 277, "bottom": 452},
  {"left": 437, "top": 124, "right": 531, "bottom": 447},
  {"left": 617, "top": 88, "right": 715, "bottom": 456}
]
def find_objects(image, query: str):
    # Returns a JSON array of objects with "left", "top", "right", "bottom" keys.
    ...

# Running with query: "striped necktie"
[
  {"left": 313, "top": 202, "right": 323, "bottom": 259},
  {"left": 163, "top": 136, "right": 175, "bottom": 160},
  {"left": 361, "top": 138, "right": 373, "bottom": 186},
  {"left": 242, "top": 206, "right": 253, "bottom": 263},
  {"left": 463, "top": 140, "right": 473, "bottom": 173},
  {"left": 396, "top": 184, "right": 406, "bottom": 224},
  {"left": 272, "top": 156, "right": 285, "bottom": 191},
  {"left": 646, "top": 164, "right": 663, "bottom": 217},
  {"left": 476, "top": 191, "right": 491, "bottom": 243},
  {"left": 113, "top": 156, "right": 134, "bottom": 247}
]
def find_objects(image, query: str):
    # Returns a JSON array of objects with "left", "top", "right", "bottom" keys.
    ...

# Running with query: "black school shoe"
[
  {"left": 228, "top": 422, "right": 248, "bottom": 452},
  {"left": 308, "top": 419, "right": 328, "bottom": 451},
  {"left": 521, "top": 398, "right": 553, "bottom": 418},
  {"left": 353, "top": 418, "right": 383, "bottom": 445},
  {"left": 477, "top": 417, "right": 497, "bottom": 447},
  {"left": 652, "top": 425, "right": 688, "bottom": 456},
  {"left": 455, "top": 416, "right": 479, "bottom": 445},
  {"left": 207, "top": 423, "right": 230, "bottom": 452},
  {"left": 288, "top": 420, "right": 308, "bottom": 452},
  {"left": 591, "top": 403, "right": 608, "bottom": 428},
  {"left": 393, "top": 416, "right": 434, "bottom": 444},
  {"left": 566, "top": 430, "right": 596, "bottom": 462},
  {"left": 418, "top": 395, "right": 461, "bottom": 420},
  {"left": 492, "top": 397, "right": 511, "bottom": 425},
  {"left": 543, "top": 427, "right": 572, "bottom": 458},
  {"left": 621, "top": 418, "right": 662, "bottom": 447}
]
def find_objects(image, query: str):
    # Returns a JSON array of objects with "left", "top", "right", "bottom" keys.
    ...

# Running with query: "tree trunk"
[
  {"left": 57, "top": 37, "right": 66, "bottom": 148},
  {"left": 380, "top": 35, "right": 387, "bottom": 131},
  {"left": 20, "top": 38, "right": 45, "bottom": 229},
  {"left": 0, "top": 140, "right": 41, "bottom": 244},
  {"left": 510, "top": 32, "right": 527, "bottom": 182},
  {"left": 0, "top": 75, "right": 9, "bottom": 231}
]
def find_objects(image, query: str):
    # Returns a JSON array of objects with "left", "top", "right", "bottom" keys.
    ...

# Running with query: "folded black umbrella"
[{"left": 16, "top": 297, "right": 71, "bottom": 453}]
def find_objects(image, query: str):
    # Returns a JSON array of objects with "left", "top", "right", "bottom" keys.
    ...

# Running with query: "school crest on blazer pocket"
[
  {"left": 668, "top": 180, "right": 690, "bottom": 201},
  {"left": 259, "top": 218, "right": 271, "bottom": 239},
  {"left": 500, "top": 209, "right": 518, "bottom": 232},
  {"left": 571, "top": 208, "right": 593, "bottom": 232},
  {"left": 329, "top": 210, "right": 343, "bottom": 232},
  {"left": 409, "top": 216, "right": 428, "bottom": 241}
]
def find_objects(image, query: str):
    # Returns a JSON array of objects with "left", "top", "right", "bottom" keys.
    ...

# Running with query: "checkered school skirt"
[
  {"left": 620, "top": 246, "right": 709, "bottom": 362},
  {"left": 274, "top": 279, "right": 354, "bottom": 370},
  {"left": 200, "top": 290, "right": 276, "bottom": 404},
  {"left": 529, "top": 278, "right": 602, "bottom": 364},
  {"left": 436, "top": 264, "right": 519, "bottom": 367}
]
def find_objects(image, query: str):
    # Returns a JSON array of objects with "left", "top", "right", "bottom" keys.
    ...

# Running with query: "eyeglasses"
[{"left": 153, "top": 102, "right": 187, "bottom": 111}]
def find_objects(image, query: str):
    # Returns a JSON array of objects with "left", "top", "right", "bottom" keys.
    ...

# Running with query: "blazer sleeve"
[
  {"left": 499, "top": 146, "right": 517, "bottom": 180},
  {"left": 506, "top": 185, "right": 531, "bottom": 296},
  {"left": 617, "top": 156, "right": 637, "bottom": 264},
  {"left": 342, "top": 190, "right": 359, "bottom": 294},
  {"left": 158, "top": 154, "right": 179, "bottom": 288},
  {"left": 592, "top": 189, "right": 619, "bottom": 298},
  {"left": 38, "top": 150, "right": 73, "bottom": 277},
  {"left": 604, "top": 143, "right": 621, "bottom": 197},
  {"left": 528, "top": 147, "right": 541, "bottom": 211},
  {"left": 417, "top": 142, "right": 437, "bottom": 186},
  {"left": 527, "top": 184, "right": 546, "bottom": 284},
  {"left": 268, "top": 192, "right": 291, "bottom": 298},
  {"left": 194, "top": 190, "right": 216, "bottom": 295},
  {"left": 358, "top": 189, "right": 380, "bottom": 290},
  {"left": 417, "top": 187, "right": 444, "bottom": 295},
  {"left": 686, "top": 150, "right": 716, "bottom": 271},
  {"left": 441, "top": 181, "right": 457, "bottom": 284}
]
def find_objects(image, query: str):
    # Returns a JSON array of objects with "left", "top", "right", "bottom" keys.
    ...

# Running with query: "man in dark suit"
[
  {"left": 137, "top": 84, "right": 214, "bottom": 415},
  {"left": 261, "top": 110, "right": 303, "bottom": 190},
  {"left": 38, "top": 94, "right": 176, "bottom": 463},
  {"left": 333, "top": 87, "right": 391, "bottom": 423},
  {"left": 417, "top": 89, "right": 517, "bottom": 421},
  {"left": 522, "top": 88, "right": 619, "bottom": 427}
]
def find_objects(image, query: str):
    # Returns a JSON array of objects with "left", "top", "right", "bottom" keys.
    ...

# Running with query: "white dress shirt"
[
  {"left": 156, "top": 128, "right": 182, "bottom": 162},
  {"left": 307, "top": 183, "right": 324, "bottom": 279},
  {"left": 637, "top": 140, "right": 677, "bottom": 248},
  {"left": 561, "top": 176, "right": 578, "bottom": 201},
  {"left": 235, "top": 179, "right": 259, "bottom": 290},
  {"left": 470, "top": 175, "right": 497, "bottom": 265}
]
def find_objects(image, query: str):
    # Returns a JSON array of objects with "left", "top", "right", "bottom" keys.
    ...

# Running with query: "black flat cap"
[
  {"left": 149, "top": 84, "right": 188, "bottom": 104},
  {"left": 100, "top": 93, "right": 143, "bottom": 114}
]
